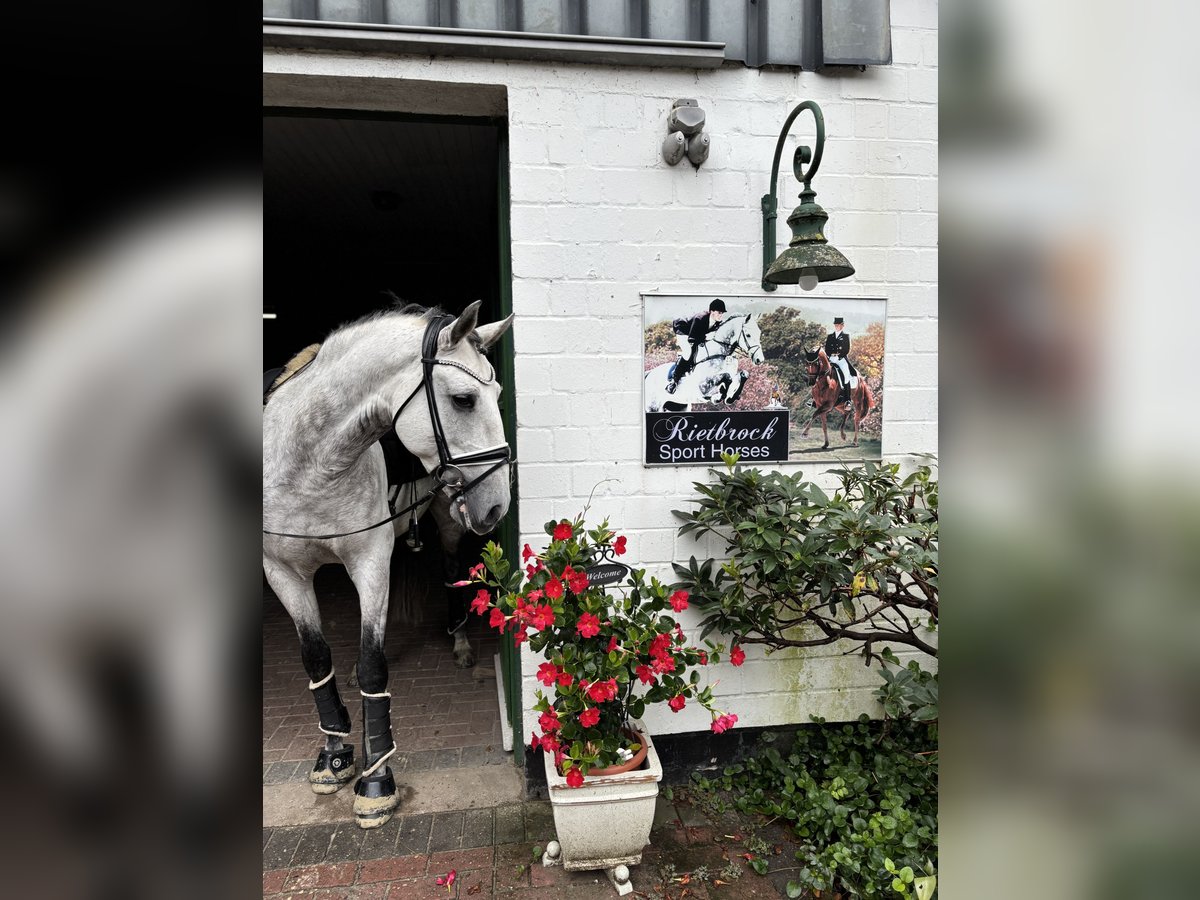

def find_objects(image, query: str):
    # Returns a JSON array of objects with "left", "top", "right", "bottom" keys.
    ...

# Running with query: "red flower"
[
  {"left": 698, "top": 650, "right": 709, "bottom": 665},
  {"left": 669, "top": 590, "right": 689, "bottom": 612},
  {"left": 652, "top": 654, "right": 676, "bottom": 675},
  {"left": 553, "top": 521, "right": 574, "bottom": 542},
  {"left": 488, "top": 608, "right": 506, "bottom": 630},
  {"left": 539, "top": 710, "right": 560, "bottom": 732},
  {"left": 614, "top": 535, "right": 627, "bottom": 556},
  {"left": 522, "top": 543, "right": 535, "bottom": 563},
  {"left": 649, "top": 633, "right": 672, "bottom": 659},
  {"left": 512, "top": 626, "right": 528, "bottom": 645},
  {"left": 668, "top": 694, "right": 686, "bottom": 712},
  {"left": 530, "top": 732, "right": 542, "bottom": 750},
  {"left": 586, "top": 678, "right": 618, "bottom": 703},
  {"left": 567, "top": 568, "right": 590, "bottom": 594},
  {"left": 471, "top": 589, "right": 491, "bottom": 615},
  {"left": 606, "top": 636, "right": 619, "bottom": 653},
  {"left": 537, "top": 662, "right": 559, "bottom": 686},
  {"left": 730, "top": 645, "right": 746, "bottom": 667},
  {"left": 539, "top": 733, "right": 560, "bottom": 753},
  {"left": 468, "top": 563, "right": 485, "bottom": 580},
  {"left": 436, "top": 870, "right": 456, "bottom": 892},
  {"left": 635, "top": 664, "right": 655, "bottom": 685},
  {"left": 711, "top": 713, "right": 739, "bottom": 734},
  {"left": 578, "top": 707, "right": 600, "bottom": 728},
  {"left": 576, "top": 613, "right": 601, "bottom": 639},
  {"left": 531, "top": 604, "right": 557, "bottom": 631},
  {"left": 545, "top": 576, "right": 564, "bottom": 600},
  {"left": 556, "top": 670, "right": 574, "bottom": 688},
  {"left": 565, "top": 766, "right": 584, "bottom": 788}
]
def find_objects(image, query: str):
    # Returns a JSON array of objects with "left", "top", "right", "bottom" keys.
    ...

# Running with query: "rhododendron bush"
[{"left": 469, "top": 517, "right": 737, "bottom": 785}]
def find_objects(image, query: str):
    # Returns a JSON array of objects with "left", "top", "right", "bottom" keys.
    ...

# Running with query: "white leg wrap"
[
  {"left": 308, "top": 668, "right": 335, "bottom": 690},
  {"left": 361, "top": 745, "right": 396, "bottom": 778}
]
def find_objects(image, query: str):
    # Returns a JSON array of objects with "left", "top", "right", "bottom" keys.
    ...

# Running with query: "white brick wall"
[{"left": 264, "top": 8, "right": 938, "bottom": 739}]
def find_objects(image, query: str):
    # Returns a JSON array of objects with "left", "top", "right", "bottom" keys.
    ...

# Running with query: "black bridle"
[
  {"left": 263, "top": 315, "right": 511, "bottom": 540},
  {"left": 709, "top": 315, "right": 762, "bottom": 361}
]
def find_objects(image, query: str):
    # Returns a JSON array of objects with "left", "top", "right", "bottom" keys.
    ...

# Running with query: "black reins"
[{"left": 264, "top": 315, "right": 511, "bottom": 540}]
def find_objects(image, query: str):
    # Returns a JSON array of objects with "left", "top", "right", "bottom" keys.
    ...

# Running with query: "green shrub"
[{"left": 695, "top": 718, "right": 937, "bottom": 898}]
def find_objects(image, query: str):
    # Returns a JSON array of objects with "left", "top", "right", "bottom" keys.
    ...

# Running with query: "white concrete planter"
[{"left": 543, "top": 723, "right": 663, "bottom": 872}]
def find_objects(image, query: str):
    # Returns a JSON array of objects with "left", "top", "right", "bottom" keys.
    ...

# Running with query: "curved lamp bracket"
[{"left": 761, "top": 100, "right": 827, "bottom": 291}]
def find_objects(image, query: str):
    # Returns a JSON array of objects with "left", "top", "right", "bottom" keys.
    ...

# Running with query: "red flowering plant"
[{"left": 469, "top": 516, "right": 737, "bottom": 786}]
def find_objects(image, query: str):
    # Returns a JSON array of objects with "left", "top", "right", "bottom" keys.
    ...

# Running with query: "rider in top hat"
[
  {"left": 824, "top": 316, "right": 858, "bottom": 409},
  {"left": 666, "top": 298, "right": 726, "bottom": 394}
]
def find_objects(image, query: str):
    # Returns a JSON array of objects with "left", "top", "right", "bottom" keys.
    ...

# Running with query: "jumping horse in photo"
[
  {"left": 263, "top": 301, "right": 513, "bottom": 828},
  {"left": 803, "top": 347, "right": 875, "bottom": 449},
  {"left": 644, "top": 313, "right": 766, "bottom": 412}
]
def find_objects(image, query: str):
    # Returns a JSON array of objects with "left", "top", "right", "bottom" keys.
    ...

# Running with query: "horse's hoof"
[
  {"left": 454, "top": 649, "right": 476, "bottom": 669},
  {"left": 354, "top": 767, "right": 399, "bottom": 828},
  {"left": 346, "top": 665, "right": 359, "bottom": 690},
  {"left": 310, "top": 746, "right": 355, "bottom": 794}
]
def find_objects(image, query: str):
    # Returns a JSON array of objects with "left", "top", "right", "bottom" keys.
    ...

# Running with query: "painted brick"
[
  {"left": 840, "top": 68, "right": 908, "bottom": 102},
  {"left": 887, "top": 352, "right": 939, "bottom": 388},
  {"left": 854, "top": 102, "right": 889, "bottom": 139},
  {"left": 908, "top": 69, "right": 939, "bottom": 104},
  {"left": 892, "top": 0, "right": 939, "bottom": 30},
  {"left": 899, "top": 213, "right": 939, "bottom": 247},
  {"left": 868, "top": 141, "right": 938, "bottom": 177}
]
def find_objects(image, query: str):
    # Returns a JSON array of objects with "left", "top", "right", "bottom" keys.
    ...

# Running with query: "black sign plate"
[
  {"left": 585, "top": 563, "right": 628, "bottom": 587},
  {"left": 645, "top": 411, "right": 789, "bottom": 465}
]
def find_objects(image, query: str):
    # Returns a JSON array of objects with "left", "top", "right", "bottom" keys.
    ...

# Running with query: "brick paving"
[{"left": 263, "top": 792, "right": 806, "bottom": 898}]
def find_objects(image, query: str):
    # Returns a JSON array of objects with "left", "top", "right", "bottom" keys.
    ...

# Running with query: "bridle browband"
[{"left": 264, "top": 315, "right": 512, "bottom": 540}]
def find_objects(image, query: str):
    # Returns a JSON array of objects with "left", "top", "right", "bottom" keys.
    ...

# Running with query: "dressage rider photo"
[
  {"left": 825, "top": 316, "right": 859, "bottom": 410},
  {"left": 666, "top": 298, "right": 726, "bottom": 393}
]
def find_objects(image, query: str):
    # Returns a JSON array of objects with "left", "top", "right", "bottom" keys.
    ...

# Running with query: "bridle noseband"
[{"left": 263, "top": 315, "right": 511, "bottom": 540}]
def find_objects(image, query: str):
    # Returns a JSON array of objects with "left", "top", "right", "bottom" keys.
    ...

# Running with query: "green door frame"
[{"left": 494, "top": 128, "right": 523, "bottom": 755}]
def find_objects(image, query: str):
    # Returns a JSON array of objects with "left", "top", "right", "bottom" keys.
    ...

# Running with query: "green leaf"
[
  {"left": 749, "top": 857, "right": 769, "bottom": 876},
  {"left": 786, "top": 882, "right": 804, "bottom": 898}
]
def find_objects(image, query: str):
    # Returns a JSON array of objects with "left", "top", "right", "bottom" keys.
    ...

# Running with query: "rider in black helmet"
[{"left": 666, "top": 298, "right": 726, "bottom": 394}]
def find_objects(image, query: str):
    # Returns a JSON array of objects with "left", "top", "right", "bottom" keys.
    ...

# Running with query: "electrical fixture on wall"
[
  {"left": 661, "top": 99, "right": 710, "bottom": 168},
  {"left": 761, "top": 101, "right": 854, "bottom": 292}
]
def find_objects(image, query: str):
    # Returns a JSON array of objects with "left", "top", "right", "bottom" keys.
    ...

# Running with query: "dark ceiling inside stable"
[{"left": 264, "top": 112, "right": 501, "bottom": 368}]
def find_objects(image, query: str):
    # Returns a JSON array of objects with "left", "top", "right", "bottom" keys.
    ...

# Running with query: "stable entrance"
[{"left": 263, "top": 106, "right": 521, "bottom": 800}]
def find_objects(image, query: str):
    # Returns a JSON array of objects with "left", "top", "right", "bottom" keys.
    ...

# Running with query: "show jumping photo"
[{"left": 643, "top": 294, "right": 886, "bottom": 461}]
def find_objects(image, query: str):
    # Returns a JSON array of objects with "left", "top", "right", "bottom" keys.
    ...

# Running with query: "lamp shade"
[{"left": 764, "top": 187, "right": 855, "bottom": 285}]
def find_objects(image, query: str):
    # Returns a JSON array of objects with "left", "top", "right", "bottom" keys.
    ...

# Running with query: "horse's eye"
[{"left": 451, "top": 394, "right": 476, "bottom": 410}]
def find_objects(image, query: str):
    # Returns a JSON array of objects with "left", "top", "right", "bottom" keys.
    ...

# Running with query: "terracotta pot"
[{"left": 588, "top": 728, "right": 649, "bottom": 776}]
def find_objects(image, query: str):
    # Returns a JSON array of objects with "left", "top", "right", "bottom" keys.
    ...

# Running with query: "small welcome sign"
[{"left": 642, "top": 292, "right": 887, "bottom": 465}]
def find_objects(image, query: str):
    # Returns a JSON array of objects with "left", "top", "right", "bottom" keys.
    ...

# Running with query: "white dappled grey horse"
[
  {"left": 644, "top": 313, "right": 765, "bottom": 412},
  {"left": 263, "top": 301, "right": 512, "bottom": 828}
]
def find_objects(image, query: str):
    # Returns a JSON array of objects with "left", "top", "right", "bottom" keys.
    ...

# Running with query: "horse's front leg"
[
  {"left": 264, "top": 564, "right": 356, "bottom": 795},
  {"left": 725, "top": 369, "right": 749, "bottom": 404},
  {"left": 347, "top": 548, "right": 400, "bottom": 829}
]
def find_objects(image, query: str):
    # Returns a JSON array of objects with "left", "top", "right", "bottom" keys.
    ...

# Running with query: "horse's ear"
[
  {"left": 440, "top": 300, "right": 483, "bottom": 350},
  {"left": 475, "top": 313, "right": 514, "bottom": 351}
]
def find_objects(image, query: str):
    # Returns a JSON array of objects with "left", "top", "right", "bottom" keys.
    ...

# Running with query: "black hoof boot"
[
  {"left": 353, "top": 767, "right": 399, "bottom": 828},
  {"left": 309, "top": 746, "right": 355, "bottom": 795}
]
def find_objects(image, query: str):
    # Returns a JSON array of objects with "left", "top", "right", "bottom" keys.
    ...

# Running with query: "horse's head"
[
  {"left": 803, "top": 348, "right": 827, "bottom": 383},
  {"left": 739, "top": 314, "right": 765, "bottom": 364},
  {"left": 393, "top": 301, "right": 514, "bottom": 534}
]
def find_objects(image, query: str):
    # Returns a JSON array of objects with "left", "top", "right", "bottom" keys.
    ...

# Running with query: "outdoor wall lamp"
[{"left": 761, "top": 100, "right": 855, "bottom": 291}]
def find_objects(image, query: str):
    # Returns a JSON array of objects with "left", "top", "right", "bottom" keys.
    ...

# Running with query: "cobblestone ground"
[{"left": 263, "top": 789, "right": 809, "bottom": 899}]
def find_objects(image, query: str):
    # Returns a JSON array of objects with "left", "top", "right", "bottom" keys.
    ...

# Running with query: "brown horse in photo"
[{"left": 802, "top": 348, "right": 875, "bottom": 449}]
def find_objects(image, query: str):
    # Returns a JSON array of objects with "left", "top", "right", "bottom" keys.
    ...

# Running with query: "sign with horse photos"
[{"left": 642, "top": 293, "right": 886, "bottom": 464}]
